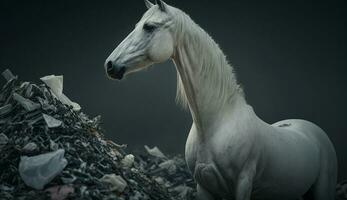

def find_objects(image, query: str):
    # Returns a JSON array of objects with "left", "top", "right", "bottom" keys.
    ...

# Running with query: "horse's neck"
[{"left": 172, "top": 15, "right": 247, "bottom": 132}]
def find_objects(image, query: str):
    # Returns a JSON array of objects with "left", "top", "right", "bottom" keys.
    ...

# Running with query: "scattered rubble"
[{"left": 0, "top": 69, "right": 196, "bottom": 200}]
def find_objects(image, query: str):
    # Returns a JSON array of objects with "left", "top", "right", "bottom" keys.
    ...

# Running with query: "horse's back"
[
  {"left": 272, "top": 119, "right": 336, "bottom": 158},
  {"left": 253, "top": 119, "right": 336, "bottom": 199},
  {"left": 270, "top": 119, "right": 337, "bottom": 199}
]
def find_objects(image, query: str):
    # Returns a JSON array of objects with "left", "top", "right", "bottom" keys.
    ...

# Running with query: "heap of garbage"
[{"left": 0, "top": 69, "right": 196, "bottom": 200}]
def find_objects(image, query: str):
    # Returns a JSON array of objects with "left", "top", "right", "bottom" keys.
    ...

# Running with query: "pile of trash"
[{"left": 0, "top": 69, "right": 196, "bottom": 200}]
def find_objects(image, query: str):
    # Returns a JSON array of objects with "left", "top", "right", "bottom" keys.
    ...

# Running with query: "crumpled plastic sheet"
[
  {"left": 43, "top": 113, "right": 62, "bottom": 128},
  {"left": 144, "top": 145, "right": 167, "bottom": 159},
  {"left": 19, "top": 149, "right": 68, "bottom": 190},
  {"left": 99, "top": 174, "right": 127, "bottom": 193},
  {"left": 121, "top": 154, "right": 135, "bottom": 168},
  {"left": 40, "top": 75, "right": 81, "bottom": 111}
]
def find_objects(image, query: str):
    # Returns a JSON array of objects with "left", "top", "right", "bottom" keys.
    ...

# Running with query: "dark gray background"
[{"left": 1, "top": 0, "right": 346, "bottom": 180}]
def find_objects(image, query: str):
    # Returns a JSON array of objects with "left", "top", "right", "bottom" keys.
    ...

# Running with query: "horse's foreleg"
[
  {"left": 197, "top": 184, "right": 219, "bottom": 200},
  {"left": 235, "top": 162, "right": 256, "bottom": 200}
]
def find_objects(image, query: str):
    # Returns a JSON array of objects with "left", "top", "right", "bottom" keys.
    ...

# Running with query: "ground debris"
[{"left": 0, "top": 69, "right": 196, "bottom": 200}]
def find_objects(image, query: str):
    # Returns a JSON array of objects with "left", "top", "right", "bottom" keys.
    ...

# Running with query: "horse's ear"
[
  {"left": 155, "top": 0, "right": 168, "bottom": 12},
  {"left": 144, "top": 0, "right": 154, "bottom": 9}
]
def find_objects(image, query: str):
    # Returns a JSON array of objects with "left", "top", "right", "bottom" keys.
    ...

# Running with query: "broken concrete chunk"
[
  {"left": 144, "top": 145, "right": 166, "bottom": 159},
  {"left": 40, "top": 75, "right": 81, "bottom": 111},
  {"left": 13, "top": 93, "right": 40, "bottom": 111},
  {"left": 100, "top": 174, "right": 127, "bottom": 193},
  {"left": 19, "top": 149, "right": 68, "bottom": 190},
  {"left": 43, "top": 113, "right": 62, "bottom": 128},
  {"left": 121, "top": 154, "right": 135, "bottom": 168}
]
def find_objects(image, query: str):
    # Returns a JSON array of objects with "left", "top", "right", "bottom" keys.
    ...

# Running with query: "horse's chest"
[
  {"left": 185, "top": 143, "right": 235, "bottom": 197},
  {"left": 185, "top": 125, "right": 249, "bottom": 197},
  {"left": 193, "top": 162, "right": 232, "bottom": 197}
]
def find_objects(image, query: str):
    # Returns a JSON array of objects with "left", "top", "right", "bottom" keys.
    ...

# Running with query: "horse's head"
[{"left": 105, "top": 0, "right": 177, "bottom": 80}]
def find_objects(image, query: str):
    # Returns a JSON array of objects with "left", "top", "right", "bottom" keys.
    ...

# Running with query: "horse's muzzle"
[{"left": 105, "top": 61, "right": 126, "bottom": 80}]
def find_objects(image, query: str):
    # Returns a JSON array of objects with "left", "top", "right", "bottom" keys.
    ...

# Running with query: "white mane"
[{"left": 173, "top": 9, "right": 244, "bottom": 109}]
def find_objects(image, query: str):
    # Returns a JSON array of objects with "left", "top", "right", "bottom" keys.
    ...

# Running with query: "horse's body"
[{"left": 105, "top": 1, "right": 337, "bottom": 199}]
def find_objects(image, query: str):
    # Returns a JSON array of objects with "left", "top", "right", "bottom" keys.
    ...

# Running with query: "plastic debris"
[
  {"left": 144, "top": 145, "right": 167, "bottom": 159},
  {"left": 100, "top": 174, "right": 127, "bottom": 193},
  {"left": 40, "top": 75, "right": 81, "bottom": 111},
  {"left": 43, "top": 113, "right": 62, "bottom": 128},
  {"left": 121, "top": 154, "right": 135, "bottom": 168},
  {"left": 19, "top": 149, "right": 68, "bottom": 190}
]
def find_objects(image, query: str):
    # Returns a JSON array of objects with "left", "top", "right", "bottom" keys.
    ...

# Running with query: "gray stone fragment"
[{"left": 19, "top": 149, "right": 68, "bottom": 190}]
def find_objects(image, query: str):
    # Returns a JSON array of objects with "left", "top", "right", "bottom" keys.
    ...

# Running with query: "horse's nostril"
[
  {"left": 106, "top": 61, "right": 114, "bottom": 72},
  {"left": 119, "top": 66, "right": 126, "bottom": 74}
]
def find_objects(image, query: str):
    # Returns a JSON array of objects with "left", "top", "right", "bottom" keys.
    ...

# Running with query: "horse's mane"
[{"left": 173, "top": 9, "right": 244, "bottom": 109}]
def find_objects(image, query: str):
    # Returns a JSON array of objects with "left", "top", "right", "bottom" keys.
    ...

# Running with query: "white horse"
[{"left": 104, "top": 1, "right": 337, "bottom": 199}]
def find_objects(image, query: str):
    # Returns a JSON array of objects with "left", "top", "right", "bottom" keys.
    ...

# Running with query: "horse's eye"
[{"left": 143, "top": 23, "right": 156, "bottom": 32}]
